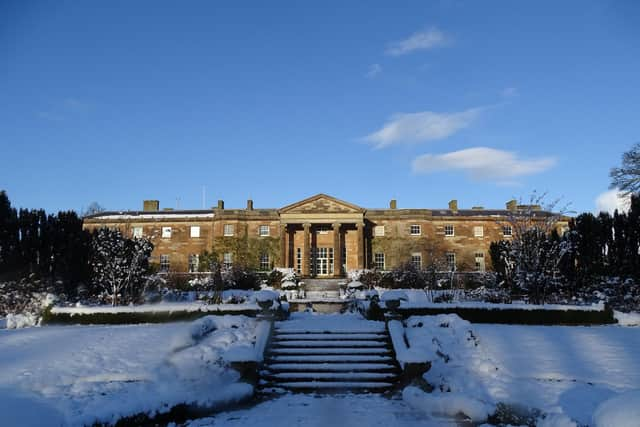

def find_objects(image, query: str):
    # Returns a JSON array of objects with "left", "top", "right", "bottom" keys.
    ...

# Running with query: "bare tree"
[
  {"left": 610, "top": 142, "right": 640, "bottom": 196},
  {"left": 498, "top": 192, "right": 572, "bottom": 304}
]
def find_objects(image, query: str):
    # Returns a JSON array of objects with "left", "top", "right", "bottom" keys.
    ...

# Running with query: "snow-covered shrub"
[
  {"left": 267, "top": 268, "right": 299, "bottom": 289},
  {"left": 0, "top": 278, "right": 57, "bottom": 328}
]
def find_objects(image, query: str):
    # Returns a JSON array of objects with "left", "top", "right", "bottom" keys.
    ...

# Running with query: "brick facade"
[{"left": 83, "top": 194, "right": 568, "bottom": 276}]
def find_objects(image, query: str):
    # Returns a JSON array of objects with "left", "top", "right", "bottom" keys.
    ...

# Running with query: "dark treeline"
[
  {"left": 565, "top": 195, "right": 640, "bottom": 281},
  {"left": 0, "top": 191, "right": 91, "bottom": 295}
]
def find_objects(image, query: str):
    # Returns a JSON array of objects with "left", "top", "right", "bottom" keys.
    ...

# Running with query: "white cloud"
[
  {"left": 595, "top": 189, "right": 631, "bottom": 214},
  {"left": 411, "top": 147, "right": 557, "bottom": 182},
  {"left": 363, "top": 108, "right": 481, "bottom": 149},
  {"left": 386, "top": 27, "right": 449, "bottom": 56},
  {"left": 366, "top": 63, "right": 382, "bottom": 79}
]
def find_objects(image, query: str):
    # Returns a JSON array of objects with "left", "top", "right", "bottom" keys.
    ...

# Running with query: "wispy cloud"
[
  {"left": 595, "top": 189, "right": 631, "bottom": 214},
  {"left": 363, "top": 108, "right": 482, "bottom": 149},
  {"left": 386, "top": 27, "right": 449, "bottom": 56},
  {"left": 365, "top": 63, "right": 382, "bottom": 79},
  {"left": 412, "top": 147, "right": 557, "bottom": 182}
]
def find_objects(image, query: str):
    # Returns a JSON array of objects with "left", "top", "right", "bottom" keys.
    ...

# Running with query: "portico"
[{"left": 278, "top": 194, "right": 367, "bottom": 278}]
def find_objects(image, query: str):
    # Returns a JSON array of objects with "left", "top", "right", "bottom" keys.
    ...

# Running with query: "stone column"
[
  {"left": 333, "top": 222, "right": 342, "bottom": 277},
  {"left": 280, "top": 224, "right": 288, "bottom": 268},
  {"left": 356, "top": 222, "right": 364, "bottom": 269},
  {"left": 302, "top": 223, "right": 311, "bottom": 277}
]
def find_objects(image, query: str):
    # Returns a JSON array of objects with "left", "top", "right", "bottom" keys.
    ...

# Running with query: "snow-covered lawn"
[
  {"left": 401, "top": 315, "right": 640, "bottom": 426},
  {"left": 0, "top": 316, "right": 259, "bottom": 426}
]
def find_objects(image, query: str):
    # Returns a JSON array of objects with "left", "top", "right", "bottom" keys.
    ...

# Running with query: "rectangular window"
[
  {"left": 259, "top": 253, "right": 270, "bottom": 270},
  {"left": 188, "top": 254, "right": 199, "bottom": 272},
  {"left": 473, "top": 226, "right": 484, "bottom": 237},
  {"left": 160, "top": 254, "right": 170, "bottom": 272},
  {"left": 190, "top": 226, "right": 200, "bottom": 238},
  {"left": 223, "top": 252, "right": 233, "bottom": 269},
  {"left": 374, "top": 225, "right": 385, "bottom": 237},
  {"left": 446, "top": 252, "right": 456, "bottom": 271},
  {"left": 342, "top": 244, "right": 347, "bottom": 271},
  {"left": 162, "top": 227, "right": 172, "bottom": 238},
  {"left": 132, "top": 226, "right": 143, "bottom": 238},
  {"left": 374, "top": 253, "right": 385, "bottom": 270},
  {"left": 223, "top": 224, "right": 234, "bottom": 236},
  {"left": 503, "top": 225, "right": 513, "bottom": 237},
  {"left": 296, "top": 248, "right": 302, "bottom": 274},
  {"left": 411, "top": 253, "right": 422, "bottom": 269},
  {"left": 475, "top": 252, "right": 485, "bottom": 272},
  {"left": 444, "top": 225, "right": 455, "bottom": 236},
  {"left": 259, "top": 225, "right": 270, "bottom": 237},
  {"left": 410, "top": 224, "right": 421, "bottom": 235}
]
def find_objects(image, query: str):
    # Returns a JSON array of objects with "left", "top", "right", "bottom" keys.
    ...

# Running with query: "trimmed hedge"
[
  {"left": 42, "top": 308, "right": 265, "bottom": 325},
  {"left": 378, "top": 304, "right": 616, "bottom": 325}
]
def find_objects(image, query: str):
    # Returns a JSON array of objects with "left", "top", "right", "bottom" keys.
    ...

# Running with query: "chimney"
[
  {"left": 389, "top": 199, "right": 397, "bottom": 209},
  {"left": 448, "top": 199, "right": 458, "bottom": 212},
  {"left": 143, "top": 200, "right": 159, "bottom": 212},
  {"left": 246, "top": 199, "right": 253, "bottom": 210},
  {"left": 217, "top": 200, "right": 225, "bottom": 210},
  {"left": 506, "top": 199, "right": 517, "bottom": 212}
]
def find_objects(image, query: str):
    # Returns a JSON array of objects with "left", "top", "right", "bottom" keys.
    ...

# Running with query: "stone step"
[
  {"left": 268, "top": 347, "right": 391, "bottom": 356},
  {"left": 272, "top": 333, "right": 386, "bottom": 340},
  {"left": 272, "top": 340, "right": 389, "bottom": 348},
  {"left": 260, "top": 372, "right": 397, "bottom": 381},
  {"left": 264, "top": 362, "right": 399, "bottom": 372},
  {"left": 261, "top": 381, "right": 394, "bottom": 391},
  {"left": 266, "top": 354, "right": 394, "bottom": 363}
]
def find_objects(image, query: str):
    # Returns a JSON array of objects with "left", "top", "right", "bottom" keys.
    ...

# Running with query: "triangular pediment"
[{"left": 279, "top": 194, "right": 364, "bottom": 214}]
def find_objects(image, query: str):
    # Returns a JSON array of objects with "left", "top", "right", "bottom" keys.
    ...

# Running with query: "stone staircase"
[{"left": 259, "top": 317, "right": 401, "bottom": 393}]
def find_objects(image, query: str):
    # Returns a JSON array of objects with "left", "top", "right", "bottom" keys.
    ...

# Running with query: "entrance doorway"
[{"left": 312, "top": 247, "right": 334, "bottom": 276}]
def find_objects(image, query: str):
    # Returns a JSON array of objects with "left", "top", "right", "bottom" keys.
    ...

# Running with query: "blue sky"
[{"left": 1, "top": 1, "right": 639, "bottom": 214}]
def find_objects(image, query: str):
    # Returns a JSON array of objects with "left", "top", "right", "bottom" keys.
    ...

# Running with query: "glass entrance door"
[{"left": 313, "top": 247, "right": 334, "bottom": 276}]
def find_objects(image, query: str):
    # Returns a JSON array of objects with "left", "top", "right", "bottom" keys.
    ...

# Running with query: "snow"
[
  {"left": 592, "top": 390, "right": 640, "bottom": 427},
  {"left": 614, "top": 310, "right": 640, "bottom": 326},
  {"left": 396, "top": 299, "right": 606, "bottom": 311},
  {"left": 0, "top": 316, "right": 259, "bottom": 426},
  {"left": 255, "top": 290, "right": 280, "bottom": 302},
  {"left": 0, "top": 317, "right": 6, "bottom": 329},
  {"left": 50, "top": 301, "right": 260, "bottom": 315},
  {"left": 187, "top": 393, "right": 457, "bottom": 427},
  {"left": 403, "top": 386, "right": 494, "bottom": 422},
  {"left": 380, "top": 290, "right": 408, "bottom": 302},
  {"left": 4, "top": 313, "right": 40, "bottom": 329},
  {"left": 277, "top": 311, "right": 385, "bottom": 333}
]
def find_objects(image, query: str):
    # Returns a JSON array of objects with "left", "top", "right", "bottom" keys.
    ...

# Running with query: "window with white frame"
[
  {"left": 223, "top": 252, "right": 233, "bottom": 269},
  {"left": 190, "top": 226, "right": 200, "bottom": 238},
  {"left": 502, "top": 225, "right": 513, "bottom": 237},
  {"left": 162, "top": 227, "right": 172, "bottom": 238},
  {"left": 159, "top": 254, "right": 170, "bottom": 272},
  {"left": 374, "top": 253, "right": 385, "bottom": 270},
  {"left": 259, "top": 225, "right": 270, "bottom": 237},
  {"left": 445, "top": 252, "right": 456, "bottom": 271},
  {"left": 259, "top": 253, "right": 270, "bottom": 270},
  {"left": 473, "top": 226, "right": 483, "bottom": 237},
  {"left": 223, "top": 224, "right": 234, "bottom": 236},
  {"left": 444, "top": 225, "right": 454, "bottom": 236},
  {"left": 410, "top": 224, "right": 421, "bottom": 235},
  {"left": 374, "top": 225, "right": 385, "bottom": 237},
  {"left": 411, "top": 253, "right": 422, "bottom": 269},
  {"left": 475, "top": 252, "right": 485, "bottom": 272},
  {"left": 296, "top": 248, "right": 302, "bottom": 274},
  {"left": 188, "top": 254, "right": 199, "bottom": 272},
  {"left": 132, "top": 226, "right": 143, "bottom": 238}
]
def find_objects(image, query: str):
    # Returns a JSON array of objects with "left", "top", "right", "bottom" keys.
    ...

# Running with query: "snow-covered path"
[{"left": 187, "top": 393, "right": 455, "bottom": 427}]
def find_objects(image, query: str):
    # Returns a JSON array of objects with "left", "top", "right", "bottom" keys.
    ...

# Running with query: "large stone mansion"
[{"left": 83, "top": 194, "right": 566, "bottom": 277}]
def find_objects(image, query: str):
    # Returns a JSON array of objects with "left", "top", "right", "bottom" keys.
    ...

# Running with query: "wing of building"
[{"left": 83, "top": 194, "right": 568, "bottom": 276}]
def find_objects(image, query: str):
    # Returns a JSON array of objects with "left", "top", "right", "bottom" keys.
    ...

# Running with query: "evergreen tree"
[{"left": 0, "top": 191, "right": 20, "bottom": 274}]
